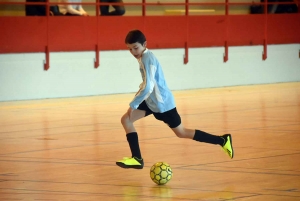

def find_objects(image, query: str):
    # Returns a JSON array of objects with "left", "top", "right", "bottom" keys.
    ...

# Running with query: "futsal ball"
[{"left": 150, "top": 162, "right": 173, "bottom": 185}]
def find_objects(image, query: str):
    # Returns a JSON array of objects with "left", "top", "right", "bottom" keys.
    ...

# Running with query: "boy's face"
[{"left": 126, "top": 42, "right": 147, "bottom": 59}]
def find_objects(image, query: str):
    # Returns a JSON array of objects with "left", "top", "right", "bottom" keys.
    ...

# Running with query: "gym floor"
[{"left": 0, "top": 82, "right": 299, "bottom": 200}]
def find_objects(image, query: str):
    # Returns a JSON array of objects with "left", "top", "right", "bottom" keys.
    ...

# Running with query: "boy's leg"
[
  {"left": 122, "top": 107, "right": 146, "bottom": 133},
  {"left": 171, "top": 124, "right": 224, "bottom": 143},
  {"left": 171, "top": 124, "right": 234, "bottom": 158},
  {"left": 152, "top": 108, "right": 233, "bottom": 159},
  {"left": 116, "top": 108, "right": 146, "bottom": 169}
]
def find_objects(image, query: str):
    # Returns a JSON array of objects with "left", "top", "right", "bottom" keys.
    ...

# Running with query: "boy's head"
[
  {"left": 125, "top": 30, "right": 147, "bottom": 59},
  {"left": 125, "top": 30, "right": 146, "bottom": 45}
]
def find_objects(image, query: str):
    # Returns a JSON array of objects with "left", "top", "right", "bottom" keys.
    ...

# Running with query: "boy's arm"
[{"left": 130, "top": 61, "right": 156, "bottom": 109}]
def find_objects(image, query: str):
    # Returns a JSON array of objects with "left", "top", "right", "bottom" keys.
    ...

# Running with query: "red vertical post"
[
  {"left": 96, "top": 0, "right": 99, "bottom": 16},
  {"left": 224, "top": 41, "right": 228, "bottom": 62},
  {"left": 225, "top": 0, "right": 228, "bottom": 15},
  {"left": 184, "top": 0, "right": 189, "bottom": 64},
  {"left": 44, "top": 0, "right": 50, "bottom": 70},
  {"left": 184, "top": 42, "right": 188, "bottom": 64},
  {"left": 262, "top": 39, "right": 267, "bottom": 60},
  {"left": 223, "top": 0, "right": 229, "bottom": 62},
  {"left": 262, "top": 0, "right": 267, "bottom": 60},
  {"left": 142, "top": 0, "right": 146, "bottom": 31},
  {"left": 94, "top": 45, "right": 99, "bottom": 68},
  {"left": 95, "top": 0, "right": 100, "bottom": 68},
  {"left": 142, "top": 0, "right": 145, "bottom": 16},
  {"left": 185, "top": 0, "right": 188, "bottom": 15},
  {"left": 44, "top": 46, "right": 50, "bottom": 71}
]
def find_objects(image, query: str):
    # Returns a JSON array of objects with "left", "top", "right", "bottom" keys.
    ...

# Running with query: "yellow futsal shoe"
[
  {"left": 116, "top": 157, "right": 144, "bottom": 169},
  {"left": 221, "top": 134, "right": 234, "bottom": 159}
]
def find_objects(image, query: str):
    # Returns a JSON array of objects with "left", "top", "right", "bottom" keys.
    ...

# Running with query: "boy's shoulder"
[{"left": 142, "top": 49, "right": 157, "bottom": 62}]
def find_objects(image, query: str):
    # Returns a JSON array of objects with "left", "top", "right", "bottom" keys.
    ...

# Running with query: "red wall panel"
[
  {"left": 0, "top": 17, "right": 47, "bottom": 53},
  {"left": 228, "top": 15, "right": 265, "bottom": 46},
  {"left": 144, "top": 16, "right": 186, "bottom": 49},
  {"left": 267, "top": 14, "right": 300, "bottom": 44},
  {"left": 0, "top": 14, "right": 299, "bottom": 54},
  {"left": 47, "top": 17, "right": 97, "bottom": 52},
  {"left": 98, "top": 16, "right": 144, "bottom": 50},
  {"left": 189, "top": 16, "right": 227, "bottom": 47}
]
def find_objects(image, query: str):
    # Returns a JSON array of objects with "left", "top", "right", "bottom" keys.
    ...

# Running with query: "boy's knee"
[
  {"left": 174, "top": 131, "right": 186, "bottom": 138},
  {"left": 121, "top": 114, "right": 126, "bottom": 124},
  {"left": 121, "top": 113, "right": 129, "bottom": 125}
]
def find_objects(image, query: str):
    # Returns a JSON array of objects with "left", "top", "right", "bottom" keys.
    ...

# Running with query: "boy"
[{"left": 116, "top": 30, "right": 234, "bottom": 169}]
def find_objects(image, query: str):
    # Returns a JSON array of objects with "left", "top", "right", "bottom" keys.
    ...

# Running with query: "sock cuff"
[
  {"left": 126, "top": 132, "right": 138, "bottom": 140},
  {"left": 193, "top": 130, "right": 201, "bottom": 141},
  {"left": 193, "top": 129, "right": 223, "bottom": 145}
]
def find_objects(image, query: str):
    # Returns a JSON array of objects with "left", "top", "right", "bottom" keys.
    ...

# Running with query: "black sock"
[
  {"left": 126, "top": 132, "right": 142, "bottom": 159},
  {"left": 193, "top": 130, "right": 224, "bottom": 146}
]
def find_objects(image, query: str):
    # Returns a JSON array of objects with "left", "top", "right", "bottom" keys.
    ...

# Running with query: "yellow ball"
[{"left": 150, "top": 162, "right": 173, "bottom": 185}]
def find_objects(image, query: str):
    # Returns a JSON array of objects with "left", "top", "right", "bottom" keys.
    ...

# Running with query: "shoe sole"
[
  {"left": 226, "top": 134, "right": 234, "bottom": 159},
  {"left": 116, "top": 162, "right": 144, "bottom": 169}
]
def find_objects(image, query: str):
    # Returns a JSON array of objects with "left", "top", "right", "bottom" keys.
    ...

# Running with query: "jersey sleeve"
[{"left": 129, "top": 56, "right": 157, "bottom": 109}]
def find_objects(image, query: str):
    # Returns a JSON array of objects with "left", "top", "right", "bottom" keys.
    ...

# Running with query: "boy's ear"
[{"left": 143, "top": 41, "right": 147, "bottom": 47}]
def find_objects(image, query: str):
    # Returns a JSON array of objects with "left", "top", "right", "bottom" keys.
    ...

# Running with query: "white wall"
[{"left": 0, "top": 44, "right": 299, "bottom": 102}]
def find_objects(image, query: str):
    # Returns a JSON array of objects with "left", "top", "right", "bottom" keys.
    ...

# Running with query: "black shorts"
[{"left": 137, "top": 101, "right": 181, "bottom": 128}]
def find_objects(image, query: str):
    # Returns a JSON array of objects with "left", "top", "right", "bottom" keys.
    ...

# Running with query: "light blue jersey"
[{"left": 129, "top": 49, "right": 176, "bottom": 113}]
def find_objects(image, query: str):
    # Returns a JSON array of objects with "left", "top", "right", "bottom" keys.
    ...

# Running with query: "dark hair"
[{"left": 125, "top": 30, "right": 146, "bottom": 45}]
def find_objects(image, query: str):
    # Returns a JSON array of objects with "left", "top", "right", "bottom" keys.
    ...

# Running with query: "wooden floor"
[{"left": 0, "top": 82, "right": 300, "bottom": 201}]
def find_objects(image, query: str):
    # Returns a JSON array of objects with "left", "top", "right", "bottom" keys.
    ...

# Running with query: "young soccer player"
[{"left": 116, "top": 30, "right": 234, "bottom": 169}]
